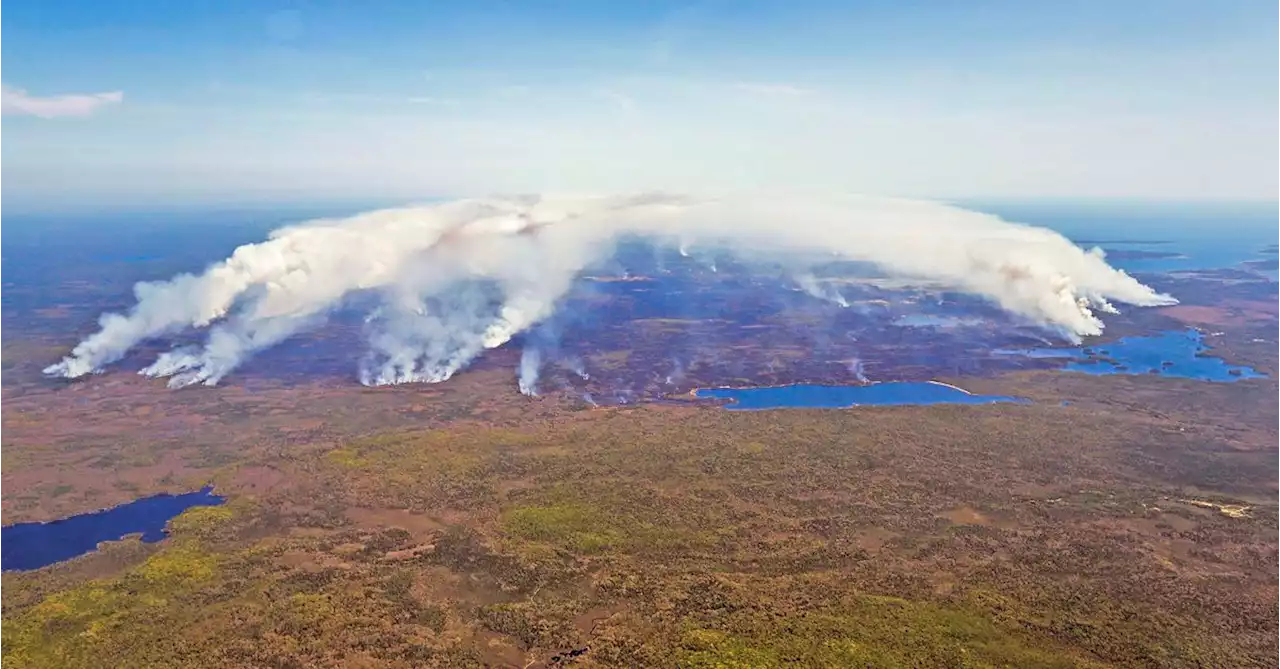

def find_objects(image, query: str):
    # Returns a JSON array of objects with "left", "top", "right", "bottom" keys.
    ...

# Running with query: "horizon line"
[{"left": 4, "top": 194, "right": 1277, "bottom": 218}]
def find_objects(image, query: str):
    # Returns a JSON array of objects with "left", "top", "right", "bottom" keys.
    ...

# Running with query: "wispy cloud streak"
[{"left": 2, "top": 85, "right": 124, "bottom": 118}]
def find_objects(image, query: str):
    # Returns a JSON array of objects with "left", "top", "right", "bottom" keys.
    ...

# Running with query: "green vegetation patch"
[
  {"left": 502, "top": 503, "right": 624, "bottom": 553},
  {"left": 325, "top": 446, "right": 370, "bottom": 469},
  {"left": 498, "top": 478, "right": 721, "bottom": 556},
  {"left": 323, "top": 428, "right": 533, "bottom": 477},
  {"left": 2, "top": 546, "right": 223, "bottom": 668},
  {"left": 0, "top": 502, "right": 254, "bottom": 668},
  {"left": 133, "top": 546, "right": 219, "bottom": 586},
  {"left": 165, "top": 505, "right": 236, "bottom": 541},
  {"left": 677, "top": 594, "right": 1109, "bottom": 668}
]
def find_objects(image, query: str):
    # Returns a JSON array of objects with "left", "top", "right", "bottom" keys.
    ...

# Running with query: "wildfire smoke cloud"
[{"left": 44, "top": 193, "right": 1175, "bottom": 388}]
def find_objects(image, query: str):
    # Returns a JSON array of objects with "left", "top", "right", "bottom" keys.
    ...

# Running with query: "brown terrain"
[{"left": 1, "top": 269, "right": 1277, "bottom": 668}]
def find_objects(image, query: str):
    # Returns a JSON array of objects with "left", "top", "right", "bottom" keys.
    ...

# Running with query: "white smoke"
[
  {"left": 794, "top": 273, "right": 850, "bottom": 308},
  {"left": 565, "top": 357, "right": 590, "bottom": 380},
  {"left": 846, "top": 358, "right": 869, "bottom": 383},
  {"left": 665, "top": 357, "right": 686, "bottom": 386},
  {"left": 517, "top": 345, "right": 541, "bottom": 396},
  {"left": 44, "top": 193, "right": 1176, "bottom": 387}
]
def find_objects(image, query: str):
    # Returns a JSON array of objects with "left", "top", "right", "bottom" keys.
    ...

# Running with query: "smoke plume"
[
  {"left": 795, "top": 273, "right": 850, "bottom": 308},
  {"left": 44, "top": 193, "right": 1176, "bottom": 387},
  {"left": 517, "top": 345, "right": 542, "bottom": 396},
  {"left": 846, "top": 358, "right": 869, "bottom": 383}
]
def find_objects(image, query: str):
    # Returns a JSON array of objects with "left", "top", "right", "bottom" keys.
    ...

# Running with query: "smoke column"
[
  {"left": 846, "top": 358, "right": 869, "bottom": 383},
  {"left": 44, "top": 193, "right": 1176, "bottom": 387},
  {"left": 665, "top": 357, "right": 686, "bottom": 386},
  {"left": 517, "top": 345, "right": 542, "bottom": 396},
  {"left": 566, "top": 357, "right": 590, "bottom": 380},
  {"left": 795, "top": 273, "right": 850, "bottom": 308}
]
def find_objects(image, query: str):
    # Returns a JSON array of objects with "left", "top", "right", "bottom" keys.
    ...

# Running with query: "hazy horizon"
[
  {"left": 4, "top": 1, "right": 1277, "bottom": 209},
  {"left": 3, "top": 194, "right": 1278, "bottom": 219}
]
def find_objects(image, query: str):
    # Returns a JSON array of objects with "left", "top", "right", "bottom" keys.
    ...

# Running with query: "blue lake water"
[
  {"left": 1, "top": 487, "right": 226, "bottom": 572},
  {"left": 695, "top": 381, "right": 1024, "bottom": 410},
  {"left": 973, "top": 201, "right": 1279, "bottom": 280},
  {"left": 996, "top": 329, "right": 1265, "bottom": 382}
]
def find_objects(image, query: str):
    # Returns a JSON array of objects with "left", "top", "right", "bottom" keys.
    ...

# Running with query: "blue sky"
[{"left": 3, "top": 0, "right": 1277, "bottom": 209}]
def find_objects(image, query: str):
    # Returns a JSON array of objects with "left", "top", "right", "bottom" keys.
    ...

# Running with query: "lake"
[
  {"left": 974, "top": 201, "right": 1279, "bottom": 280},
  {"left": 996, "top": 329, "right": 1265, "bottom": 382},
  {"left": 695, "top": 381, "right": 1024, "bottom": 410},
  {"left": 1, "top": 486, "right": 226, "bottom": 572}
]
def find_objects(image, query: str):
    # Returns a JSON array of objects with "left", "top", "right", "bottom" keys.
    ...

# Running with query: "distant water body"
[
  {"left": 996, "top": 329, "right": 1264, "bottom": 382},
  {"left": 972, "top": 201, "right": 1279, "bottom": 280},
  {"left": 695, "top": 381, "right": 1024, "bottom": 410},
  {"left": 698, "top": 328, "right": 1263, "bottom": 410},
  {"left": 1, "top": 487, "right": 226, "bottom": 572}
]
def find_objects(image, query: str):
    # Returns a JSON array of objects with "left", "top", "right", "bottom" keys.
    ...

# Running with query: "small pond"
[{"left": 1, "top": 486, "right": 226, "bottom": 572}]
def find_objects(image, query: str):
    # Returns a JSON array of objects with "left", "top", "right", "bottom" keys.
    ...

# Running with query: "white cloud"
[{"left": 1, "top": 85, "right": 124, "bottom": 118}]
